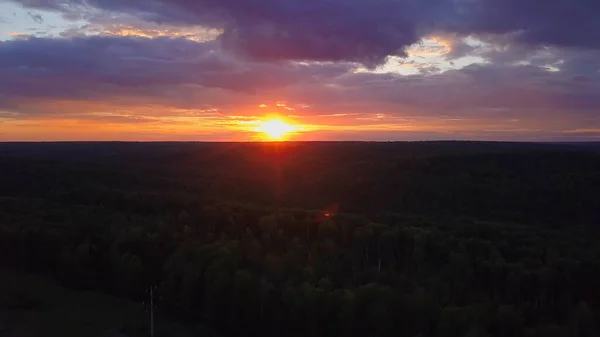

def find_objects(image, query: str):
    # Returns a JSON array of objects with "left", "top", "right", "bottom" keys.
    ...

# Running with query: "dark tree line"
[{"left": 1, "top": 142, "right": 599, "bottom": 226}]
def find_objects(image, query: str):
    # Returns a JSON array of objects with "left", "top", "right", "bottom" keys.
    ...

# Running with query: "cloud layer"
[{"left": 11, "top": 0, "right": 600, "bottom": 66}]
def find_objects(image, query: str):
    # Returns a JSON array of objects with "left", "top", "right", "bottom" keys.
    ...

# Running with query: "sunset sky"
[{"left": 1, "top": 0, "right": 599, "bottom": 141}]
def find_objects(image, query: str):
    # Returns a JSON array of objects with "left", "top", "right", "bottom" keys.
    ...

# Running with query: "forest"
[{"left": 1, "top": 141, "right": 600, "bottom": 337}]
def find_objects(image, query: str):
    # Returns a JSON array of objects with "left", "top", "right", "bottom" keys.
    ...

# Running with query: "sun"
[{"left": 256, "top": 119, "right": 296, "bottom": 140}]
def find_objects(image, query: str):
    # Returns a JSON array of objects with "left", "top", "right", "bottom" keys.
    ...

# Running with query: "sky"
[{"left": 0, "top": 0, "right": 599, "bottom": 141}]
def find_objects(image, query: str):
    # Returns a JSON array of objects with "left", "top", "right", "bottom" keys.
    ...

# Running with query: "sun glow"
[{"left": 256, "top": 119, "right": 296, "bottom": 140}]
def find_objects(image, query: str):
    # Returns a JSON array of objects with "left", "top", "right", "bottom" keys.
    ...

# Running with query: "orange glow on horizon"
[{"left": 1, "top": 99, "right": 561, "bottom": 142}]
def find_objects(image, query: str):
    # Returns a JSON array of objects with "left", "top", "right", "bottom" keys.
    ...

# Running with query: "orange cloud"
[{"left": 103, "top": 26, "right": 222, "bottom": 42}]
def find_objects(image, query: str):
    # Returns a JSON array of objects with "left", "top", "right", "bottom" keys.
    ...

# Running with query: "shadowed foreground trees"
[
  {"left": 1, "top": 142, "right": 600, "bottom": 336},
  {"left": 2, "top": 201, "right": 600, "bottom": 337}
]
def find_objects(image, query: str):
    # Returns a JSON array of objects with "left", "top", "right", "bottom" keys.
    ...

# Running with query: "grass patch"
[{"left": 0, "top": 269, "right": 143, "bottom": 337}]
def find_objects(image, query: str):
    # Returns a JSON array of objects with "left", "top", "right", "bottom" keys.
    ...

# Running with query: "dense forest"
[{"left": 1, "top": 142, "right": 600, "bottom": 337}]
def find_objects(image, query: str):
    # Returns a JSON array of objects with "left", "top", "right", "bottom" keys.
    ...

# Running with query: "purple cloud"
[
  {"left": 11, "top": 0, "right": 600, "bottom": 66},
  {"left": 2, "top": 35, "right": 599, "bottom": 117},
  {"left": 449, "top": 0, "right": 600, "bottom": 50},
  {"left": 0, "top": 35, "right": 355, "bottom": 112},
  {"left": 1, "top": 36, "right": 352, "bottom": 90}
]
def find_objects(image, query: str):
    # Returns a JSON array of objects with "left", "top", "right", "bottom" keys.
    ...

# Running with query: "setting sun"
[{"left": 256, "top": 119, "right": 296, "bottom": 140}]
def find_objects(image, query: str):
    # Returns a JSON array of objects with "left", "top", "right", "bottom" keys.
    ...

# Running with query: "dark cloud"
[
  {"left": 27, "top": 11, "right": 43, "bottom": 23},
  {"left": 11, "top": 0, "right": 600, "bottom": 66},
  {"left": 0, "top": 35, "right": 354, "bottom": 110},
  {"left": 452, "top": 0, "right": 600, "bottom": 50},
  {"left": 2, "top": 35, "right": 599, "bottom": 118},
  {"left": 13, "top": 0, "right": 429, "bottom": 67}
]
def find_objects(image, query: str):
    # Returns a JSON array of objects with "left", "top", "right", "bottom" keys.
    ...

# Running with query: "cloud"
[
  {"left": 0, "top": 36, "right": 352, "bottom": 92},
  {"left": 11, "top": 0, "right": 600, "bottom": 67},
  {"left": 360, "top": 62, "right": 599, "bottom": 111},
  {"left": 56, "top": 12, "right": 222, "bottom": 41},
  {"left": 13, "top": 0, "right": 424, "bottom": 67},
  {"left": 452, "top": 0, "right": 600, "bottom": 50},
  {"left": 0, "top": 35, "right": 355, "bottom": 114},
  {"left": 27, "top": 11, "right": 43, "bottom": 23},
  {"left": 2, "top": 34, "right": 599, "bottom": 121}
]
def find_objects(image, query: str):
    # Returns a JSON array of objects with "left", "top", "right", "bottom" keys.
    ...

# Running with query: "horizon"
[
  {"left": 2, "top": 140, "right": 600, "bottom": 145},
  {"left": 1, "top": 0, "right": 599, "bottom": 141},
  {"left": 1, "top": 139, "right": 600, "bottom": 144}
]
